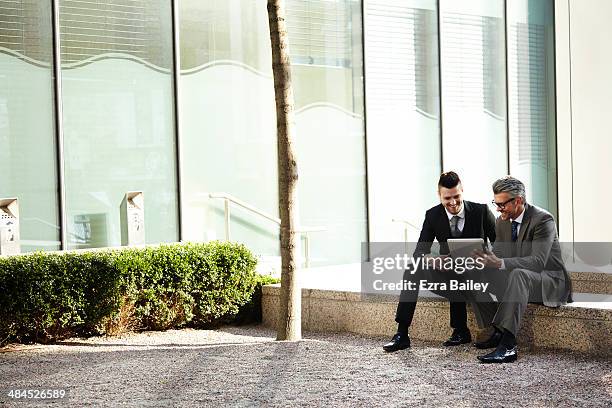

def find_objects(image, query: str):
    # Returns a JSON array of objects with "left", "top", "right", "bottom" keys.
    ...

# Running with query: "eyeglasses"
[{"left": 491, "top": 197, "right": 516, "bottom": 209}]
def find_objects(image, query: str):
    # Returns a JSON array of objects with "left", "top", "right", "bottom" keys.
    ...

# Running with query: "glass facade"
[
  {"left": 365, "top": 0, "right": 441, "bottom": 243},
  {"left": 286, "top": 0, "right": 367, "bottom": 265},
  {"left": 440, "top": 0, "right": 508, "bottom": 203},
  {"left": 60, "top": 0, "right": 178, "bottom": 249},
  {"left": 0, "top": 0, "right": 60, "bottom": 251},
  {"left": 179, "top": 0, "right": 367, "bottom": 266},
  {"left": 507, "top": 0, "right": 557, "bottom": 215},
  {"left": 0, "top": 0, "right": 558, "bottom": 264},
  {"left": 179, "top": 0, "right": 278, "bottom": 256}
]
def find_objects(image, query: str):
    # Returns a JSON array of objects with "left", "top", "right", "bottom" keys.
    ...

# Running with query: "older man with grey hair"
[{"left": 472, "top": 176, "right": 572, "bottom": 363}]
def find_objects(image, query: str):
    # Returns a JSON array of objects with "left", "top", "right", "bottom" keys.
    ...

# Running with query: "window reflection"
[
  {"left": 507, "top": 0, "right": 557, "bottom": 215},
  {"left": 0, "top": 0, "right": 60, "bottom": 251},
  {"left": 440, "top": 0, "right": 507, "bottom": 203},
  {"left": 61, "top": 0, "right": 178, "bottom": 249}
]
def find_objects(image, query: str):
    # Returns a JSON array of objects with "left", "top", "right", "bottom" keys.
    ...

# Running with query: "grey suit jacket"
[{"left": 492, "top": 203, "right": 572, "bottom": 307}]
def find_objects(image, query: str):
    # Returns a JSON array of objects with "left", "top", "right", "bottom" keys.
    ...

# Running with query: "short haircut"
[
  {"left": 438, "top": 171, "right": 461, "bottom": 189},
  {"left": 492, "top": 176, "right": 526, "bottom": 199}
]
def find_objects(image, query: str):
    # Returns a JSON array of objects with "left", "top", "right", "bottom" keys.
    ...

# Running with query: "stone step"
[
  {"left": 262, "top": 284, "right": 612, "bottom": 356},
  {"left": 568, "top": 271, "right": 612, "bottom": 294}
]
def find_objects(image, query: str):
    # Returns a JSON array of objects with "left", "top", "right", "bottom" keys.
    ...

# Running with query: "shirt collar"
[
  {"left": 445, "top": 204, "right": 465, "bottom": 221},
  {"left": 512, "top": 207, "right": 526, "bottom": 224}
]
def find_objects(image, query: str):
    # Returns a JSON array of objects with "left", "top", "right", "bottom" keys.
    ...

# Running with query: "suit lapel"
[
  {"left": 499, "top": 220, "right": 513, "bottom": 257},
  {"left": 517, "top": 204, "right": 532, "bottom": 255},
  {"left": 462, "top": 201, "right": 472, "bottom": 236},
  {"left": 437, "top": 205, "right": 451, "bottom": 239}
]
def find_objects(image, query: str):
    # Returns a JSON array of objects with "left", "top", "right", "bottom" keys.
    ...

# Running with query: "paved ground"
[{"left": 0, "top": 326, "right": 610, "bottom": 407}]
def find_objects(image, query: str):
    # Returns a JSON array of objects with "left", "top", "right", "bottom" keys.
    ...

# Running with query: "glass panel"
[
  {"left": 180, "top": 0, "right": 368, "bottom": 266},
  {"left": 365, "top": 0, "right": 441, "bottom": 243},
  {"left": 286, "top": 0, "right": 367, "bottom": 265},
  {"left": 60, "top": 0, "right": 178, "bottom": 249},
  {"left": 507, "top": 0, "right": 557, "bottom": 215},
  {"left": 440, "top": 0, "right": 507, "bottom": 202},
  {"left": 0, "top": 0, "right": 60, "bottom": 251},
  {"left": 179, "top": 0, "right": 279, "bottom": 256}
]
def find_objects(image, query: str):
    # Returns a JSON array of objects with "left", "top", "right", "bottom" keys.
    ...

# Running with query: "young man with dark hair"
[
  {"left": 383, "top": 171, "right": 497, "bottom": 352},
  {"left": 438, "top": 171, "right": 461, "bottom": 190}
]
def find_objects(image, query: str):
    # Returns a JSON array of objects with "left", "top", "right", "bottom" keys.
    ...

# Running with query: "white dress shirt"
[{"left": 511, "top": 208, "right": 526, "bottom": 236}]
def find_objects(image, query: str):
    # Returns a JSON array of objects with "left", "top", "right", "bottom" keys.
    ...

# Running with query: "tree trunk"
[{"left": 267, "top": 0, "right": 301, "bottom": 341}]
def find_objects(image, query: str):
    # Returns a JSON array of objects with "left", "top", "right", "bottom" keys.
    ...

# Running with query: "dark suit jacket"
[
  {"left": 414, "top": 201, "right": 496, "bottom": 257},
  {"left": 492, "top": 203, "right": 572, "bottom": 306}
]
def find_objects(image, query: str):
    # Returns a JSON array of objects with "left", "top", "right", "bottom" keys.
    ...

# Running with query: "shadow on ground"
[{"left": 0, "top": 326, "right": 610, "bottom": 407}]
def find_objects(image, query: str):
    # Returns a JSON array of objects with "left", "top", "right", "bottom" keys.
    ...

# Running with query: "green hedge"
[{"left": 0, "top": 242, "right": 270, "bottom": 346}]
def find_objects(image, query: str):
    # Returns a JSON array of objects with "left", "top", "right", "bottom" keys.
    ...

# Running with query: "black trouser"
[{"left": 394, "top": 265, "right": 469, "bottom": 330}]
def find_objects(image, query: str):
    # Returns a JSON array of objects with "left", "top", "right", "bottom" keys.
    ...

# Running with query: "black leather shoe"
[
  {"left": 443, "top": 329, "right": 472, "bottom": 347},
  {"left": 477, "top": 344, "right": 518, "bottom": 363},
  {"left": 474, "top": 329, "right": 503, "bottom": 349},
  {"left": 383, "top": 333, "right": 411, "bottom": 352}
]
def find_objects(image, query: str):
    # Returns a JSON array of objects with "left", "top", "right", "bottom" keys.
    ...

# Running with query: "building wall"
[
  {"left": 178, "top": 0, "right": 368, "bottom": 266},
  {"left": 0, "top": 0, "right": 368, "bottom": 266},
  {"left": 1, "top": 0, "right": 610, "bottom": 264},
  {"left": 366, "top": 0, "right": 558, "bottom": 245},
  {"left": 555, "top": 0, "right": 612, "bottom": 242}
]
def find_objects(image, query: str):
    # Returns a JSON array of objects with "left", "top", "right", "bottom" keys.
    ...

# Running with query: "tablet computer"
[{"left": 447, "top": 238, "right": 484, "bottom": 258}]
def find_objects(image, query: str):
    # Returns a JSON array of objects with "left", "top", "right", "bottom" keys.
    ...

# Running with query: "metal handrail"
[
  {"left": 22, "top": 217, "right": 61, "bottom": 230},
  {"left": 391, "top": 218, "right": 420, "bottom": 243},
  {"left": 392, "top": 218, "right": 422, "bottom": 255},
  {"left": 209, "top": 192, "right": 326, "bottom": 267}
]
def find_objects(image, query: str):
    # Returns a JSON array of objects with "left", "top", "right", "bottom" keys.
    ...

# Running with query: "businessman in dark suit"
[
  {"left": 473, "top": 176, "right": 572, "bottom": 363},
  {"left": 383, "top": 171, "right": 496, "bottom": 352}
]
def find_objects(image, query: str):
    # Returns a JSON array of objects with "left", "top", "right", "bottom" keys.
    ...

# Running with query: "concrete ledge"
[
  {"left": 569, "top": 271, "right": 612, "bottom": 294},
  {"left": 262, "top": 284, "right": 612, "bottom": 356}
]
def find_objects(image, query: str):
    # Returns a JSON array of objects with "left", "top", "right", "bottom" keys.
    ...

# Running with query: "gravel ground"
[{"left": 0, "top": 326, "right": 610, "bottom": 407}]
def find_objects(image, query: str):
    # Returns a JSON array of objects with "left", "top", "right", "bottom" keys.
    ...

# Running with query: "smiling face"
[
  {"left": 493, "top": 191, "right": 524, "bottom": 221},
  {"left": 439, "top": 184, "right": 463, "bottom": 215}
]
